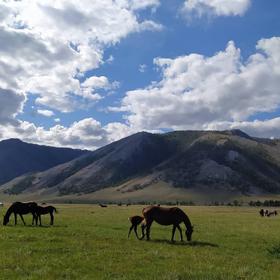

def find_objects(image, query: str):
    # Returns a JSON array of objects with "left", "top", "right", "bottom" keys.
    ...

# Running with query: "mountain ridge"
[
  {"left": 2, "top": 130, "right": 280, "bottom": 201},
  {"left": 0, "top": 138, "right": 89, "bottom": 185}
]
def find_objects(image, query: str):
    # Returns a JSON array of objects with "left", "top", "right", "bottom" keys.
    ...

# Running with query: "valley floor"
[{"left": 0, "top": 205, "right": 279, "bottom": 279}]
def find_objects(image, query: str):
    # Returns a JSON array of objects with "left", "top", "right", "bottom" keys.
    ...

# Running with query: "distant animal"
[
  {"left": 3, "top": 202, "right": 38, "bottom": 226},
  {"left": 34, "top": 205, "right": 57, "bottom": 226},
  {"left": 265, "top": 209, "right": 269, "bottom": 216},
  {"left": 142, "top": 206, "right": 193, "bottom": 242},
  {"left": 128, "top": 215, "right": 144, "bottom": 239},
  {"left": 259, "top": 209, "right": 265, "bottom": 217},
  {"left": 267, "top": 210, "right": 278, "bottom": 217},
  {"left": 99, "top": 204, "right": 107, "bottom": 208}
]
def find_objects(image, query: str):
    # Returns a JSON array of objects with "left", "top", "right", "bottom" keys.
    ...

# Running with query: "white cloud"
[
  {"left": 0, "top": 1, "right": 162, "bottom": 115},
  {"left": 111, "top": 37, "right": 280, "bottom": 138},
  {"left": 0, "top": 1, "right": 163, "bottom": 149},
  {"left": 122, "top": 0, "right": 160, "bottom": 11},
  {"left": 139, "top": 64, "right": 147, "bottom": 73},
  {"left": 182, "top": 0, "right": 251, "bottom": 18},
  {"left": 0, "top": 118, "right": 136, "bottom": 150},
  {"left": 79, "top": 75, "right": 119, "bottom": 100},
  {"left": 0, "top": 88, "right": 25, "bottom": 125},
  {"left": 37, "top": 109, "right": 55, "bottom": 117},
  {"left": 206, "top": 118, "right": 280, "bottom": 139}
]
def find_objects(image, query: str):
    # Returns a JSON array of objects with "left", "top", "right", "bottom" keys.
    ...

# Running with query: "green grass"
[{"left": 0, "top": 205, "right": 279, "bottom": 279}]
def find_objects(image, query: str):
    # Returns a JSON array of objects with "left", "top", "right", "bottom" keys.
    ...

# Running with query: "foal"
[
  {"left": 128, "top": 215, "right": 144, "bottom": 239},
  {"left": 34, "top": 205, "right": 57, "bottom": 226},
  {"left": 142, "top": 206, "right": 193, "bottom": 242}
]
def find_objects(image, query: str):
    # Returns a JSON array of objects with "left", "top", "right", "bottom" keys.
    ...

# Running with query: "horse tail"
[{"left": 52, "top": 206, "right": 58, "bottom": 213}]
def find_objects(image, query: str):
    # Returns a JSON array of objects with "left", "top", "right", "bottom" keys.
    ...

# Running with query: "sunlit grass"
[{"left": 0, "top": 205, "right": 279, "bottom": 279}]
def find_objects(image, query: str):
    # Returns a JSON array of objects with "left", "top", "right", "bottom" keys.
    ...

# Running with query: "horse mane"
[{"left": 180, "top": 209, "right": 192, "bottom": 232}]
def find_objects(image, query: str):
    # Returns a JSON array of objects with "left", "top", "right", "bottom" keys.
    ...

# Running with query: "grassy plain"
[{"left": 0, "top": 204, "right": 279, "bottom": 280}]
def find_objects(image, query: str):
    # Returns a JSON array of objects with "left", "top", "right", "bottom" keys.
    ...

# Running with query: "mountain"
[
  {"left": 2, "top": 130, "right": 280, "bottom": 201},
  {"left": 0, "top": 138, "right": 88, "bottom": 185}
]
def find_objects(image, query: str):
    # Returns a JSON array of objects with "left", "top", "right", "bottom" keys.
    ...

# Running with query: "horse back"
[{"left": 142, "top": 206, "right": 185, "bottom": 225}]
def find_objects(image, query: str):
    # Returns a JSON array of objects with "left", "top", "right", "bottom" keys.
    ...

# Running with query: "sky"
[{"left": 0, "top": 0, "right": 280, "bottom": 150}]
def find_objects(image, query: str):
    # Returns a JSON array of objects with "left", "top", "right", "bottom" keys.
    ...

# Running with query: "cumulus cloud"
[
  {"left": 206, "top": 118, "right": 280, "bottom": 139},
  {"left": 0, "top": 0, "right": 162, "bottom": 115},
  {"left": 181, "top": 0, "right": 251, "bottom": 18},
  {"left": 0, "top": 118, "right": 136, "bottom": 150},
  {"left": 0, "top": 88, "right": 25, "bottom": 125},
  {"left": 111, "top": 37, "right": 280, "bottom": 138},
  {"left": 37, "top": 109, "right": 55, "bottom": 117}
]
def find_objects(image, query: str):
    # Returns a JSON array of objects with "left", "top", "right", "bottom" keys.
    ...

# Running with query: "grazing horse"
[
  {"left": 142, "top": 206, "right": 193, "bottom": 242},
  {"left": 267, "top": 210, "right": 278, "bottom": 217},
  {"left": 99, "top": 204, "right": 107, "bottom": 208},
  {"left": 259, "top": 209, "right": 265, "bottom": 217},
  {"left": 128, "top": 215, "right": 144, "bottom": 239},
  {"left": 3, "top": 202, "right": 37, "bottom": 226},
  {"left": 34, "top": 205, "right": 57, "bottom": 226}
]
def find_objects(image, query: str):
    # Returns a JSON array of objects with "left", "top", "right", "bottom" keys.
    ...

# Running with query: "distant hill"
[
  {"left": 2, "top": 130, "right": 280, "bottom": 201},
  {"left": 0, "top": 139, "right": 88, "bottom": 185}
]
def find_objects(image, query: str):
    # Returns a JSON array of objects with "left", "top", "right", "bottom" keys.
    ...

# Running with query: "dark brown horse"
[
  {"left": 259, "top": 209, "right": 265, "bottom": 217},
  {"left": 99, "top": 203, "right": 107, "bottom": 208},
  {"left": 128, "top": 215, "right": 144, "bottom": 239},
  {"left": 34, "top": 205, "right": 57, "bottom": 226},
  {"left": 142, "top": 206, "right": 193, "bottom": 242},
  {"left": 3, "top": 202, "right": 38, "bottom": 226}
]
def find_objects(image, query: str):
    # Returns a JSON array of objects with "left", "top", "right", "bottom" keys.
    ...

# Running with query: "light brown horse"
[
  {"left": 142, "top": 206, "right": 193, "bottom": 242},
  {"left": 128, "top": 215, "right": 144, "bottom": 239}
]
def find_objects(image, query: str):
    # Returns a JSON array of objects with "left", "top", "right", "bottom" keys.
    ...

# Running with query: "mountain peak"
[{"left": 224, "top": 129, "right": 251, "bottom": 139}]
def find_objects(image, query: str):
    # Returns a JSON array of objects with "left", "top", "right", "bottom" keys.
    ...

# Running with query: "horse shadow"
[
  {"left": 147, "top": 239, "right": 218, "bottom": 247},
  {"left": 4, "top": 224, "right": 68, "bottom": 228}
]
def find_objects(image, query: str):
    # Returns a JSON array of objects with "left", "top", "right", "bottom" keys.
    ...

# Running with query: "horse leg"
[
  {"left": 171, "top": 225, "right": 176, "bottom": 242},
  {"left": 14, "top": 213, "right": 17, "bottom": 225},
  {"left": 50, "top": 213, "right": 54, "bottom": 225},
  {"left": 32, "top": 214, "right": 36, "bottom": 226},
  {"left": 134, "top": 225, "right": 141, "bottom": 240},
  {"left": 19, "top": 214, "right": 26, "bottom": 225},
  {"left": 128, "top": 225, "right": 134, "bottom": 238},
  {"left": 140, "top": 222, "right": 146, "bottom": 240},
  {"left": 146, "top": 221, "right": 153, "bottom": 241},
  {"left": 177, "top": 224, "right": 183, "bottom": 242}
]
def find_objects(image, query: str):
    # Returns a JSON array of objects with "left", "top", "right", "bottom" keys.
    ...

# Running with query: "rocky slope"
[{"left": 2, "top": 130, "right": 280, "bottom": 197}]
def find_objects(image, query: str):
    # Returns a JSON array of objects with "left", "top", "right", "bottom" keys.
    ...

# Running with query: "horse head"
[
  {"left": 185, "top": 225, "right": 194, "bottom": 241},
  {"left": 3, "top": 214, "right": 9, "bottom": 225}
]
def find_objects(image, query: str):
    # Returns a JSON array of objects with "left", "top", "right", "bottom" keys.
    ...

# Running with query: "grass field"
[{"left": 0, "top": 204, "right": 279, "bottom": 280}]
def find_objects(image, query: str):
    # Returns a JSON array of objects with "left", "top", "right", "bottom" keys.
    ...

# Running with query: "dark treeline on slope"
[{"left": 249, "top": 200, "right": 280, "bottom": 207}]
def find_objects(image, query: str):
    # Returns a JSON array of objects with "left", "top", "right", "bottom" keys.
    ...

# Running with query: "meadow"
[{"left": 0, "top": 204, "right": 279, "bottom": 280}]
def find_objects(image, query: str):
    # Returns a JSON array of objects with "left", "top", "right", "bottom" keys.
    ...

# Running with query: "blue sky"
[{"left": 0, "top": 0, "right": 280, "bottom": 149}]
